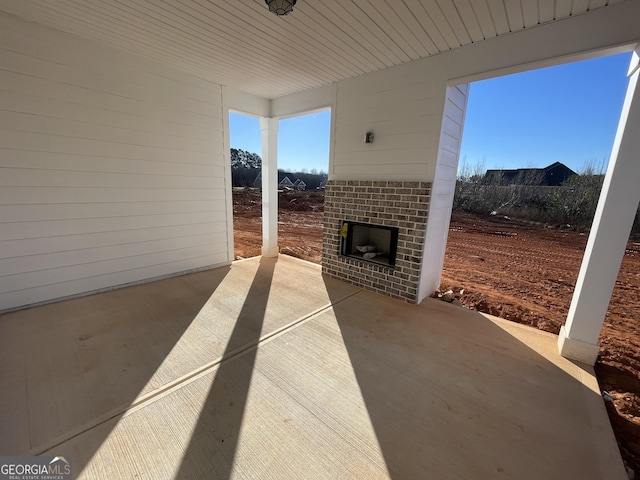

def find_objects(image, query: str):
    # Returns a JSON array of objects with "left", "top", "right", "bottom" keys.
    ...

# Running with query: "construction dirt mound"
[{"left": 232, "top": 189, "right": 640, "bottom": 476}]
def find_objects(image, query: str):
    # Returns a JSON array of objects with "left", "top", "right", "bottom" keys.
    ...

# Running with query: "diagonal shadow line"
[
  {"left": 1, "top": 264, "right": 232, "bottom": 472},
  {"left": 324, "top": 284, "right": 623, "bottom": 479},
  {"left": 176, "top": 256, "right": 277, "bottom": 479}
]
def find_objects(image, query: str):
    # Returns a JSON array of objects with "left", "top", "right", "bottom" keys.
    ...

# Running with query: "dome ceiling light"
[{"left": 265, "top": 0, "right": 297, "bottom": 16}]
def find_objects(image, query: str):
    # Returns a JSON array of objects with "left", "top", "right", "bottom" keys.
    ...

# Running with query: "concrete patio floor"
[{"left": 0, "top": 255, "right": 626, "bottom": 479}]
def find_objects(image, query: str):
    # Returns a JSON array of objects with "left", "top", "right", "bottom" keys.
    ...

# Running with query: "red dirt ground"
[
  {"left": 233, "top": 188, "right": 324, "bottom": 263},
  {"left": 233, "top": 189, "right": 640, "bottom": 475}
]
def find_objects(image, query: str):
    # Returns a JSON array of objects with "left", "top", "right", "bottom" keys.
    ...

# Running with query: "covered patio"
[
  {"left": 1, "top": 1, "right": 639, "bottom": 478},
  {"left": 0, "top": 255, "right": 625, "bottom": 478}
]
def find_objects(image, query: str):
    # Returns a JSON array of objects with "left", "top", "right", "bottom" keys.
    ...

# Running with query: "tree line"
[{"left": 230, "top": 148, "right": 327, "bottom": 189}]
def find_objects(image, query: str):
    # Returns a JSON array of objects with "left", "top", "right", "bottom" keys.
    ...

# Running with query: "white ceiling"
[{"left": 0, "top": 0, "right": 628, "bottom": 99}]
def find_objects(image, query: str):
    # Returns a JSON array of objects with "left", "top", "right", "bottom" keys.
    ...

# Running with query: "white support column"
[
  {"left": 559, "top": 47, "right": 640, "bottom": 365},
  {"left": 221, "top": 93, "right": 235, "bottom": 263},
  {"left": 260, "top": 118, "right": 279, "bottom": 257}
]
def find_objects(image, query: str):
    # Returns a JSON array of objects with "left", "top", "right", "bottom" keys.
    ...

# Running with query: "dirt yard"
[
  {"left": 233, "top": 188, "right": 640, "bottom": 475},
  {"left": 233, "top": 188, "right": 324, "bottom": 263}
]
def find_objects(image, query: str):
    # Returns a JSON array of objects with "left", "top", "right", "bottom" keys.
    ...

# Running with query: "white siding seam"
[
  {"left": 0, "top": 13, "right": 227, "bottom": 310},
  {"left": 0, "top": 260, "right": 231, "bottom": 315}
]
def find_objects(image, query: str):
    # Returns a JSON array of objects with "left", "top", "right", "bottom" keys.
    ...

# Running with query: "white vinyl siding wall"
[
  {"left": 331, "top": 56, "right": 448, "bottom": 181},
  {"left": 419, "top": 84, "right": 469, "bottom": 301},
  {"left": 0, "top": 14, "right": 228, "bottom": 311}
]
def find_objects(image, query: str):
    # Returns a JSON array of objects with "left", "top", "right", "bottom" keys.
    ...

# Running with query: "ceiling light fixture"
[{"left": 265, "top": 0, "right": 296, "bottom": 16}]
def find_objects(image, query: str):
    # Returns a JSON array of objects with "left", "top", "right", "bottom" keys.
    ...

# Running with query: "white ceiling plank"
[
  {"left": 378, "top": 0, "right": 438, "bottom": 56},
  {"left": 539, "top": 0, "right": 556, "bottom": 22},
  {"left": 127, "top": 0, "right": 331, "bottom": 79},
  {"left": 304, "top": 2, "right": 398, "bottom": 67},
  {"left": 357, "top": 0, "right": 423, "bottom": 59},
  {"left": 326, "top": 2, "right": 406, "bottom": 65},
  {"left": 186, "top": 0, "right": 358, "bottom": 79},
  {"left": 503, "top": 0, "right": 525, "bottom": 31},
  {"left": 555, "top": 0, "right": 573, "bottom": 18},
  {"left": 292, "top": 10, "right": 381, "bottom": 72},
  {"left": 453, "top": 0, "right": 487, "bottom": 41},
  {"left": 420, "top": 0, "right": 464, "bottom": 48},
  {"left": 236, "top": 0, "right": 381, "bottom": 78},
  {"left": 82, "top": 0, "right": 320, "bottom": 88},
  {"left": 28, "top": 0, "right": 253, "bottom": 77},
  {"left": 168, "top": 0, "right": 362, "bottom": 88},
  {"left": 521, "top": 1, "right": 540, "bottom": 27},
  {"left": 169, "top": 0, "right": 370, "bottom": 76},
  {"left": 403, "top": 0, "right": 450, "bottom": 52},
  {"left": 469, "top": 0, "right": 498, "bottom": 39},
  {"left": 25, "top": 0, "right": 311, "bottom": 97},
  {"left": 60, "top": 0, "right": 287, "bottom": 75},
  {"left": 571, "top": 0, "right": 592, "bottom": 14},
  {"left": 0, "top": 0, "right": 630, "bottom": 99},
  {"left": 486, "top": 0, "right": 511, "bottom": 34},
  {"left": 49, "top": 2, "right": 342, "bottom": 96},
  {"left": 436, "top": 0, "right": 473, "bottom": 45},
  {"left": 342, "top": 0, "right": 412, "bottom": 64}
]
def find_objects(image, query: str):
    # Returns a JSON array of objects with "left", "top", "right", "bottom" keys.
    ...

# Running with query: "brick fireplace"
[{"left": 322, "top": 180, "right": 431, "bottom": 303}]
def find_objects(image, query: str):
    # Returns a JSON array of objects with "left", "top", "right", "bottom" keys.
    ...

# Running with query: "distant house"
[
  {"left": 253, "top": 171, "right": 299, "bottom": 189},
  {"left": 254, "top": 171, "right": 324, "bottom": 190},
  {"left": 253, "top": 172, "right": 262, "bottom": 189},
  {"left": 483, "top": 162, "right": 576, "bottom": 186},
  {"left": 278, "top": 176, "right": 295, "bottom": 190}
]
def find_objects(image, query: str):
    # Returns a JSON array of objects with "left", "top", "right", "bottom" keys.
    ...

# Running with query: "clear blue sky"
[
  {"left": 229, "top": 52, "right": 631, "bottom": 175},
  {"left": 229, "top": 110, "right": 331, "bottom": 174},
  {"left": 460, "top": 52, "right": 631, "bottom": 173}
]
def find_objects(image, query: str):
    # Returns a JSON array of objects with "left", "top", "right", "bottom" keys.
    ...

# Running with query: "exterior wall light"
[{"left": 265, "top": 0, "right": 297, "bottom": 16}]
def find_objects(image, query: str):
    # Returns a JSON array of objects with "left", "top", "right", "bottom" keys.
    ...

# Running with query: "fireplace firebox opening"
[{"left": 340, "top": 221, "right": 399, "bottom": 267}]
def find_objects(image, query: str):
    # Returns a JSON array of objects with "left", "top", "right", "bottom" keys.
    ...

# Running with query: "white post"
[
  {"left": 260, "top": 118, "right": 279, "bottom": 257},
  {"left": 221, "top": 94, "right": 235, "bottom": 263},
  {"left": 558, "top": 47, "right": 640, "bottom": 365}
]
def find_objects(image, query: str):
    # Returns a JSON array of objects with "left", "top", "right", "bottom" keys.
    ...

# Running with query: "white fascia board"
[
  {"left": 445, "top": 0, "right": 640, "bottom": 84},
  {"left": 223, "top": 86, "right": 270, "bottom": 118},
  {"left": 271, "top": 84, "right": 336, "bottom": 119}
]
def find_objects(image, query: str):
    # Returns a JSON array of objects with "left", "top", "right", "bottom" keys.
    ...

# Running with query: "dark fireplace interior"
[{"left": 341, "top": 221, "right": 399, "bottom": 267}]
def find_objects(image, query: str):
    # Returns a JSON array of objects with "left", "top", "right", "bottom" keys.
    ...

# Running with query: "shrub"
[{"left": 453, "top": 167, "right": 640, "bottom": 235}]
